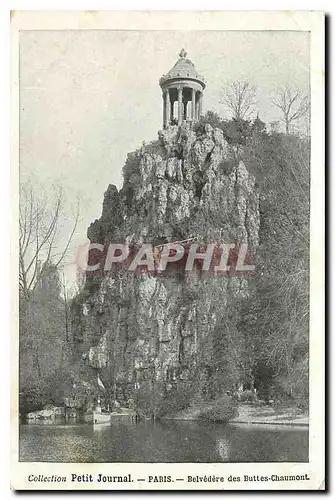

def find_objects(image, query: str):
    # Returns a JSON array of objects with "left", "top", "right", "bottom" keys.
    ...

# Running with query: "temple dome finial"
[{"left": 179, "top": 48, "right": 187, "bottom": 59}]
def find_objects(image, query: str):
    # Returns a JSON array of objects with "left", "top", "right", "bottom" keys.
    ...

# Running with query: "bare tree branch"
[
  {"left": 19, "top": 180, "right": 80, "bottom": 297},
  {"left": 220, "top": 81, "right": 257, "bottom": 120},
  {"left": 54, "top": 200, "right": 80, "bottom": 269},
  {"left": 270, "top": 84, "right": 309, "bottom": 134}
]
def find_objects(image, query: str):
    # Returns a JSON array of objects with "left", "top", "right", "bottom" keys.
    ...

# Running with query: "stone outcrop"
[{"left": 73, "top": 123, "right": 260, "bottom": 415}]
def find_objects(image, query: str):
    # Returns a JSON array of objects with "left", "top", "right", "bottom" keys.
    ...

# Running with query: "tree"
[
  {"left": 19, "top": 180, "right": 81, "bottom": 412},
  {"left": 220, "top": 81, "right": 257, "bottom": 121},
  {"left": 269, "top": 121, "right": 281, "bottom": 134},
  {"left": 240, "top": 132, "right": 310, "bottom": 405},
  {"left": 270, "top": 85, "right": 309, "bottom": 134},
  {"left": 19, "top": 262, "right": 66, "bottom": 411},
  {"left": 196, "top": 111, "right": 252, "bottom": 146},
  {"left": 251, "top": 114, "right": 267, "bottom": 135},
  {"left": 61, "top": 273, "right": 70, "bottom": 344},
  {"left": 19, "top": 180, "right": 79, "bottom": 299}
]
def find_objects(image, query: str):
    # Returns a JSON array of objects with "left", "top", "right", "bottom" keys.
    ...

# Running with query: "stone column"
[
  {"left": 199, "top": 92, "right": 203, "bottom": 118},
  {"left": 178, "top": 86, "right": 183, "bottom": 125},
  {"left": 170, "top": 99, "right": 174, "bottom": 122},
  {"left": 192, "top": 88, "right": 196, "bottom": 120},
  {"left": 183, "top": 101, "right": 188, "bottom": 120},
  {"left": 166, "top": 90, "right": 171, "bottom": 127},
  {"left": 162, "top": 92, "right": 166, "bottom": 129}
]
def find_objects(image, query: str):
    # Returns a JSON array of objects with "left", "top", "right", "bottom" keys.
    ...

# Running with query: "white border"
[{"left": 9, "top": 10, "right": 325, "bottom": 491}]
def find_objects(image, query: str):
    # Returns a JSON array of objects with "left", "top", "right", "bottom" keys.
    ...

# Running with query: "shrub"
[
  {"left": 198, "top": 394, "right": 238, "bottom": 423},
  {"left": 239, "top": 390, "right": 257, "bottom": 403},
  {"left": 155, "top": 382, "right": 198, "bottom": 418}
]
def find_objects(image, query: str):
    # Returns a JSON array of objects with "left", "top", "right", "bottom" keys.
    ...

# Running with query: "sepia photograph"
[{"left": 11, "top": 10, "right": 324, "bottom": 490}]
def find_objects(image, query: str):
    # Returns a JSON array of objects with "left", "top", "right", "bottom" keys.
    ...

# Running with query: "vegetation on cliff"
[
  {"left": 19, "top": 111, "right": 309, "bottom": 419},
  {"left": 198, "top": 111, "right": 309, "bottom": 408}
]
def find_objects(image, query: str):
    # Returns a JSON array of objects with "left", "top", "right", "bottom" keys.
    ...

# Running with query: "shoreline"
[
  {"left": 161, "top": 416, "right": 309, "bottom": 428},
  {"left": 161, "top": 402, "right": 309, "bottom": 428},
  {"left": 230, "top": 420, "right": 309, "bottom": 428}
]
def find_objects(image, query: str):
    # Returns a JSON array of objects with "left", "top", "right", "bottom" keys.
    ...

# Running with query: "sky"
[{"left": 19, "top": 29, "right": 310, "bottom": 287}]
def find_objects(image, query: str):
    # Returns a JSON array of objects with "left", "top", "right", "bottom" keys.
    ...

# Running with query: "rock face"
[{"left": 73, "top": 123, "right": 260, "bottom": 416}]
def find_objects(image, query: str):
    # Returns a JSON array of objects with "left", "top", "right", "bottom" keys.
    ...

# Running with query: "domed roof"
[{"left": 160, "top": 49, "right": 205, "bottom": 89}]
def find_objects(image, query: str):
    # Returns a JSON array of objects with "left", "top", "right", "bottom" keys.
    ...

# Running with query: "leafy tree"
[
  {"left": 19, "top": 263, "right": 70, "bottom": 413},
  {"left": 240, "top": 132, "right": 310, "bottom": 404},
  {"left": 251, "top": 113, "right": 267, "bottom": 135},
  {"left": 196, "top": 111, "right": 252, "bottom": 146},
  {"left": 193, "top": 109, "right": 309, "bottom": 404}
]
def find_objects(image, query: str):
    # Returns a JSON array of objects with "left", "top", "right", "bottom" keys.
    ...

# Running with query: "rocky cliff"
[{"left": 72, "top": 122, "right": 260, "bottom": 416}]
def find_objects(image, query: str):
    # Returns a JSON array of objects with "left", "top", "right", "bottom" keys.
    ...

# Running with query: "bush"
[
  {"left": 239, "top": 390, "right": 257, "bottom": 403},
  {"left": 155, "top": 381, "right": 198, "bottom": 418},
  {"left": 136, "top": 381, "right": 197, "bottom": 419},
  {"left": 198, "top": 394, "right": 238, "bottom": 423}
]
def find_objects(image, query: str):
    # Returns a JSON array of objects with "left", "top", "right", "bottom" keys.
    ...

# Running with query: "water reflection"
[
  {"left": 19, "top": 420, "right": 308, "bottom": 463},
  {"left": 216, "top": 437, "right": 230, "bottom": 461}
]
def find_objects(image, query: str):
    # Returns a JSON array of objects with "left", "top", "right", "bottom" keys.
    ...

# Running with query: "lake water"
[{"left": 19, "top": 420, "right": 308, "bottom": 463}]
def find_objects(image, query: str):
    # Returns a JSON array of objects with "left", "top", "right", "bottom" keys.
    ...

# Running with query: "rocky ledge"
[{"left": 72, "top": 123, "right": 260, "bottom": 417}]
